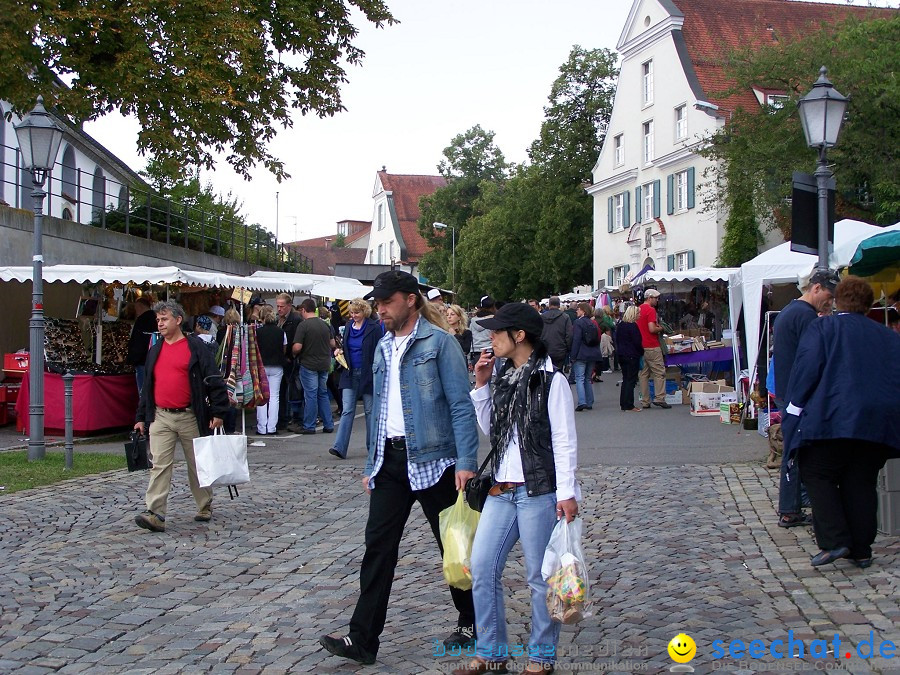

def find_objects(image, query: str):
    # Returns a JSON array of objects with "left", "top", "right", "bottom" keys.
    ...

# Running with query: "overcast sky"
[{"left": 83, "top": 0, "right": 896, "bottom": 244}]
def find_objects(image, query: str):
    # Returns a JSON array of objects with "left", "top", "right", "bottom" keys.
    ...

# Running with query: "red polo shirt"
[
  {"left": 154, "top": 337, "right": 191, "bottom": 408},
  {"left": 637, "top": 303, "right": 660, "bottom": 349}
]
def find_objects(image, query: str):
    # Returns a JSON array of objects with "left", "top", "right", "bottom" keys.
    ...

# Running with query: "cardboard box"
[
  {"left": 720, "top": 402, "right": 742, "bottom": 424},
  {"left": 689, "top": 381, "right": 735, "bottom": 417}
]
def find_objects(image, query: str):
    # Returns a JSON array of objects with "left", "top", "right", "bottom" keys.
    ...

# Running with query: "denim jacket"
[{"left": 365, "top": 318, "right": 479, "bottom": 474}]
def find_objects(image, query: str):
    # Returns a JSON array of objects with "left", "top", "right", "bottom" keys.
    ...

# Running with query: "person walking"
[
  {"left": 126, "top": 295, "right": 156, "bottom": 393},
  {"left": 291, "top": 299, "right": 336, "bottom": 435},
  {"left": 540, "top": 296, "right": 572, "bottom": 372},
  {"left": 785, "top": 276, "right": 900, "bottom": 568},
  {"left": 329, "top": 298, "right": 383, "bottom": 459},
  {"left": 569, "top": 302, "right": 601, "bottom": 411},
  {"left": 637, "top": 289, "right": 669, "bottom": 409},
  {"left": 319, "top": 270, "right": 478, "bottom": 666},
  {"left": 275, "top": 293, "right": 303, "bottom": 431},
  {"left": 255, "top": 305, "right": 287, "bottom": 435},
  {"left": 447, "top": 304, "right": 473, "bottom": 361},
  {"left": 133, "top": 301, "right": 229, "bottom": 532},
  {"left": 470, "top": 295, "right": 496, "bottom": 367},
  {"left": 773, "top": 269, "right": 837, "bottom": 528},
  {"left": 453, "top": 302, "right": 580, "bottom": 675},
  {"left": 615, "top": 305, "right": 643, "bottom": 412}
]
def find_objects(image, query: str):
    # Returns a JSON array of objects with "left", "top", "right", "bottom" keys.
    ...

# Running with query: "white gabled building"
[{"left": 590, "top": 0, "right": 893, "bottom": 291}]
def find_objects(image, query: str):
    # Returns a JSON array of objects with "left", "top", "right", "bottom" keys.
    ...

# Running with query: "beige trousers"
[
  {"left": 639, "top": 346, "right": 667, "bottom": 405},
  {"left": 145, "top": 409, "right": 212, "bottom": 517}
]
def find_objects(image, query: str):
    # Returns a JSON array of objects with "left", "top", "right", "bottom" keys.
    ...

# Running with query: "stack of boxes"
[{"left": 878, "top": 460, "right": 900, "bottom": 536}]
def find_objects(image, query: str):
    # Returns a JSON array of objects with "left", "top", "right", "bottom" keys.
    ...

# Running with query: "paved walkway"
[{"left": 0, "top": 457, "right": 897, "bottom": 673}]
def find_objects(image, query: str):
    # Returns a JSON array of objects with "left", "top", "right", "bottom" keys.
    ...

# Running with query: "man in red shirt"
[
  {"left": 134, "top": 301, "right": 229, "bottom": 532},
  {"left": 637, "top": 289, "right": 670, "bottom": 409}
]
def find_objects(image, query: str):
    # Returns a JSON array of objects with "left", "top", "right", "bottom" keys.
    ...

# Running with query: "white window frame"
[
  {"left": 675, "top": 170, "right": 689, "bottom": 212},
  {"left": 643, "top": 120, "right": 654, "bottom": 166},
  {"left": 377, "top": 203, "right": 385, "bottom": 231},
  {"left": 675, "top": 104, "right": 687, "bottom": 140},
  {"left": 642, "top": 182, "right": 654, "bottom": 223},
  {"left": 642, "top": 60, "right": 654, "bottom": 106},
  {"left": 389, "top": 240, "right": 395, "bottom": 261},
  {"left": 613, "top": 134, "right": 624, "bottom": 167},
  {"left": 614, "top": 265, "right": 628, "bottom": 287},
  {"left": 613, "top": 193, "right": 625, "bottom": 231},
  {"left": 377, "top": 243, "right": 384, "bottom": 264},
  {"left": 675, "top": 251, "right": 690, "bottom": 272},
  {"left": 766, "top": 94, "right": 788, "bottom": 110}
]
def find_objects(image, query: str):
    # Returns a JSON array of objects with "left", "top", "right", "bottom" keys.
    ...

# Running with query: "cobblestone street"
[{"left": 0, "top": 456, "right": 898, "bottom": 674}]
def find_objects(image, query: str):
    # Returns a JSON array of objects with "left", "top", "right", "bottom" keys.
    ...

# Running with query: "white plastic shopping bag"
[
  {"left": 541, "top": 517, "right": 590, "bottom": 624},
  {"left": 193, "top": 428, "right": 250, "bottom": 488}
]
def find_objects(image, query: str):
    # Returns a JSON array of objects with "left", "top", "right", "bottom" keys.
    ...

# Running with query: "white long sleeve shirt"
[{"left": 470, "top": 360, "right": 580, "bottom": 501}]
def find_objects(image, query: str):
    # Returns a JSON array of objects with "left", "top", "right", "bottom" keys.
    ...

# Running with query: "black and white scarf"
[{"left": 489, "top": 351, "right": 541, "bottom": 472}]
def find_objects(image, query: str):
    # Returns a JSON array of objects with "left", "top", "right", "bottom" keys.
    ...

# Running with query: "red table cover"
[{"left": 16, "top": 371, "right": 139, "bottom": 434}]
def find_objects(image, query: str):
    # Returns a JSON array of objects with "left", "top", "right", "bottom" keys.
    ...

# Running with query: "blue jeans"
[
  {"left": 299, "top": 366, "right": 333, "bottom": 432},
  {"left": 572, "top": 360, "right": 595, "bottom": 408},
  {"left": 332, "top": 368, "right": 373, "bottom": 458},
  {"left": 471, "top": 487, "right": 560, "bottom": 665}
]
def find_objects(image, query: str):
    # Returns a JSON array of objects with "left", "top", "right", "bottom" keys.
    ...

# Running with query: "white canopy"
[
  {"left": 0, "top": 265, "right": 313, "bottom": 293},
  {"left": 251, "top": 271, "right": 372, "bottom": 300},
  {"left": 729, "top": 219, "right": 888, "bottom": 378},
  {"left": 639, "top": 267, "right": 737, "bottom": 283}
]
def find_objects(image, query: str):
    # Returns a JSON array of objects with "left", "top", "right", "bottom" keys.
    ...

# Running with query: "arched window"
[
  {"left": 91, "top": 166, "right": 106, "bottom": 221},
  {"left": 62, "top": 207, "right": 73, "bottom": 221},
  {"left": 61, "top": 146, "right": 77, "bottom": 202}
]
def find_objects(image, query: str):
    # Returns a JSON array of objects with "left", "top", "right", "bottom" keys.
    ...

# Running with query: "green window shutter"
[
  {"left": 653, "top": 179, "right": 661, "bottom": 218},
  {"left": 607, "top": 196, "right": 614, "bottom": 232},
  {"left": 607, "top": 268, "right": 614, "bottom": 286},
  {"left": 623, "top": 190, "right": 631, "bottom": 226},
  {"left": 667, "top": 174, "right": 675, "bottom": 215},
  {"left": 635, "top": 186, "right": 642, "bottom": 223},
  {"left": 624, "top": 264, "right": 631, "bottom": 275},
  {"left": 688, "top": 250, "right": 696, "bottom": 269},
  {"left": 687, "top": 167, "right": 696, "bottom": 209},
  {"left": 667, "top": 254, "right": 675, "bottom": 271}
]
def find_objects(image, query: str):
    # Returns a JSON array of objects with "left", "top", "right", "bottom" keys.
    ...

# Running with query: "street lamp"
[
  {"left": 797, "top": 67, "right": 849, "bottom": 272},
  {"left": 433, "top": 222, "right": 456, "bottom": 295},
  {"left": 14, "top": 96, "right": 64, "bottom": 461}
]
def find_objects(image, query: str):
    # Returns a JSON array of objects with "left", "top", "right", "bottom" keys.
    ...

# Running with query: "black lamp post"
[
  {"left": 797, "top": 67, "right": 849, "bottom": 272},
  {"left": 14, "top": 96, "right": 65, "bottom": 461}
]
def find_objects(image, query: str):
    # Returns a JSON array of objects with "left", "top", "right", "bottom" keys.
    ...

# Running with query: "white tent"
[
  {"left": 729, "top": 219, "right": 888, "bottom": 379},
  {"left": 250, "top": 271, "right": 372, "bottom": 300},
  {"left": 639, "top": 267, "right": 737, "bottom": 283}
]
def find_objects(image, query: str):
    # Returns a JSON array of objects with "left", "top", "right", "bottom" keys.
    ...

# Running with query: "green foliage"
[
  {"left": 702, "top": 16, "right": 900, "bottom": 265},
  {"left": 0, "top": 450, "right": 127, "bottom": 495},
  {"left": 0, "top": 0, "right": 395, "bottom": 180},
  {"left": 333, "top": 232, "right": 347, "bottom": 248}
]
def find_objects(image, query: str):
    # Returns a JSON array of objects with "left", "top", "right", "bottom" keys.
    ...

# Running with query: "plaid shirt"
[{"left": 369, "top": 317, "right": 455, "bottom": 491}]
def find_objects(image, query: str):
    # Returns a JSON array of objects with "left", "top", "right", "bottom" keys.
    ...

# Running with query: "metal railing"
[{"left": 0, "top": 142, "right": 312, "bottom": 273}]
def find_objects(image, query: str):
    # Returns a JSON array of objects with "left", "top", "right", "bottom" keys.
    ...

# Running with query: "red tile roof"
[
  {"left": 670, "top": 0, "right": 895, "bottom": 112},
  {"left": 285, "top": 243, "right": 367, "bottom": 276},
  {"left": 377, "top": 171, "right": 447, "bottom": 261}
]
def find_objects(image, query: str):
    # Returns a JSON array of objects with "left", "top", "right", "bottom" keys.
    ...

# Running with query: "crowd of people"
[{"left": 124, "top": 270, "right": 899, "bottom": 673}]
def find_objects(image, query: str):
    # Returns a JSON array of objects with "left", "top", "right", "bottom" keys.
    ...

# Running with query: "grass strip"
[{"left": 0, "top": 450, "right": 127, "bottom": 495}]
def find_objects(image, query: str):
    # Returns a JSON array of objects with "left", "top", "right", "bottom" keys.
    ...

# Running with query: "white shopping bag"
[{"left": 193, "top": 428, "right": 250, "bottom": 488}]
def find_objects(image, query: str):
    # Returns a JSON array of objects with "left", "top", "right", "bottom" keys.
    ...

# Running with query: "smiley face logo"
[{"left": 668, "top": 633, "right": 696, "bottom": 663}]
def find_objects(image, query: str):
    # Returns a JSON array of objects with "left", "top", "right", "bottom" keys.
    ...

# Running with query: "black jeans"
[
  {"left": 798, "top": 440, "right": 889, "bottom": 560},
  {"left": 349, "top": 440, "right": 475, "bottom": 656},
  {"left": 619, "top": 356, "right": 640, "bottom": 410}
]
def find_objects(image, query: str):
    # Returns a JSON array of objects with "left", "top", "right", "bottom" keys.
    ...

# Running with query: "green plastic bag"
[{"left": 439, "top": 491, "right": 481, "bottom": 590}]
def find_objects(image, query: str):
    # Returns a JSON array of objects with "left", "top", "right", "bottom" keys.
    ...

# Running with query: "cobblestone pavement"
[{"left": 0, "top": 460, "right": 898, "bottom": 674}]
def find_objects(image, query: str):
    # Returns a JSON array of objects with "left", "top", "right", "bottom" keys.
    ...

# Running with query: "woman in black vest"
[{"left": 255, "top": 305, "right": 288, "bottom": 435}]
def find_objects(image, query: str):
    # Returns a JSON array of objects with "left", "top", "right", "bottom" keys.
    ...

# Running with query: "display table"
[
  {"left": 664, "top": 346, "right": 733, "bottom": 368},
  {"left": 16, "top": 371, "right": 139, "bottom": 435}
]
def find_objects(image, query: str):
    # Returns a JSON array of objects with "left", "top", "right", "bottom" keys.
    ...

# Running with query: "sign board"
[{"left": 791, "top": 171, "right": 835, "bottom": 256}]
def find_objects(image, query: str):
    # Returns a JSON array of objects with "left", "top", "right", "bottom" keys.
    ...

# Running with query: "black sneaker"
[
  {"left": 444, "top": 625, "right": 476, "bottom": 649},
  {"left": 652, "top": 401, "right": 672, "bottom": 409},
  {"left": 319, "top": 635, "right": 375, "bottom": 665}
]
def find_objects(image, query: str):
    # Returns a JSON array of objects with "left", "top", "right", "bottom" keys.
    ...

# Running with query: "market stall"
[
  {"left": 250, "top": 271, "right": 372, "bottom": 300},
  {"left": 0, "top": 265, "right": 311, "bottom": 433}
]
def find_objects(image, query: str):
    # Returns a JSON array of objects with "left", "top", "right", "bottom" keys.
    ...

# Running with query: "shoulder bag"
[{"left": 464, "top": 448, "right": 497, "bottom": 513}]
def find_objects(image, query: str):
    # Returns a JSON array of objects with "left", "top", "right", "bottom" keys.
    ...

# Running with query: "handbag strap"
[{"left": 474, "top": 446, "right": 497, "bottom": 478}]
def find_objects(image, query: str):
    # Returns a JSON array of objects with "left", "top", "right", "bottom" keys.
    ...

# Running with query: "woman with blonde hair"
[
  {"left": 446, "top": 304, "right": 473, "bottom": 361},
  {"left": 616, "top": 305, "right": 643, "bottom": 412},
  {"left": 329, "top": 298, "right": 383, "bottom": 459}
]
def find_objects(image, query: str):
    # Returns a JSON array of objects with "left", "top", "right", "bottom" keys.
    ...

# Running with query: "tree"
[
  {"left": 1, "top": 0, "right": 395, "bottom": 180},
  {"left": 700, "top": 16, "right": 900, "bottom": 265}
]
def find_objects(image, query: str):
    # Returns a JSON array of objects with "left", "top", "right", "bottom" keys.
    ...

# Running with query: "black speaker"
[{"left": 791, "top": 171, "right": 835, "bottom": 256}]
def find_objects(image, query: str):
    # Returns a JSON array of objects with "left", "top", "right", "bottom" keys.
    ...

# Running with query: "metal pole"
[
  {"left": 63, "top": 371, "right": 74, "bottom": 470},
  {"left": 28, "top": 182, "right": 47, "bottom": 461},
  {"left": 815, "top": 146, "right": 830, "bottom": 272}
]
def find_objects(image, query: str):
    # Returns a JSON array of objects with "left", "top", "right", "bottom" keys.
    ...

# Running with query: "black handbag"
[
  {"left": 125, "top": 430, "right": 150, "bottom": 472},
  {"left": 464, "top": 449, "right": 496, "bottom": 513}
]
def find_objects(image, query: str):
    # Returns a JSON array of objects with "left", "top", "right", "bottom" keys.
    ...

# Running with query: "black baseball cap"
[
  {"left": 477, "top": 302, "right": 544, "bottom": 336},
  {"left": 365, "top": 270, "right": 420, "bottom": 300},
  {"left": 809, "top": 269, "right": 841, "bottom": 293}
]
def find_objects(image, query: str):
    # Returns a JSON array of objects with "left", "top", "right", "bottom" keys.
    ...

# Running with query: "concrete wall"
[{"left": 0, "top": 204, "right": 269, "bottom": 361}]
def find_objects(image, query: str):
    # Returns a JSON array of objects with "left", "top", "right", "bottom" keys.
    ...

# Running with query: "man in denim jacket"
[{"left": 320, "top": 270, "right": 479, "bottom": 665}]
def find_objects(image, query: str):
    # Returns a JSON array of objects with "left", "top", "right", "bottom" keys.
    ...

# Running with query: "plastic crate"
[{"left": 877, "top": 490, "right": 900, "bottom": 536}]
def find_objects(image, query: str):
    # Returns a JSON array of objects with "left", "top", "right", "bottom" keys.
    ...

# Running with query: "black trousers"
[
  {"left": 349, "top": 440, "right": 475, "bottom": 656},
  {"left": 798, "top": 440, "right": 890, "bottom": 560},
  {"left": 619, "top": 356, "right": 640, "bottom": 410}
]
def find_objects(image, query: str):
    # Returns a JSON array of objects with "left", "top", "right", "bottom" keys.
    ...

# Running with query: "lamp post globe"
[
  {"left": 14, "top": 96, "right": 65, "bottom": 461},
  {"left": 797, "top": 67, "right": 848, "bottom": 274}
]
